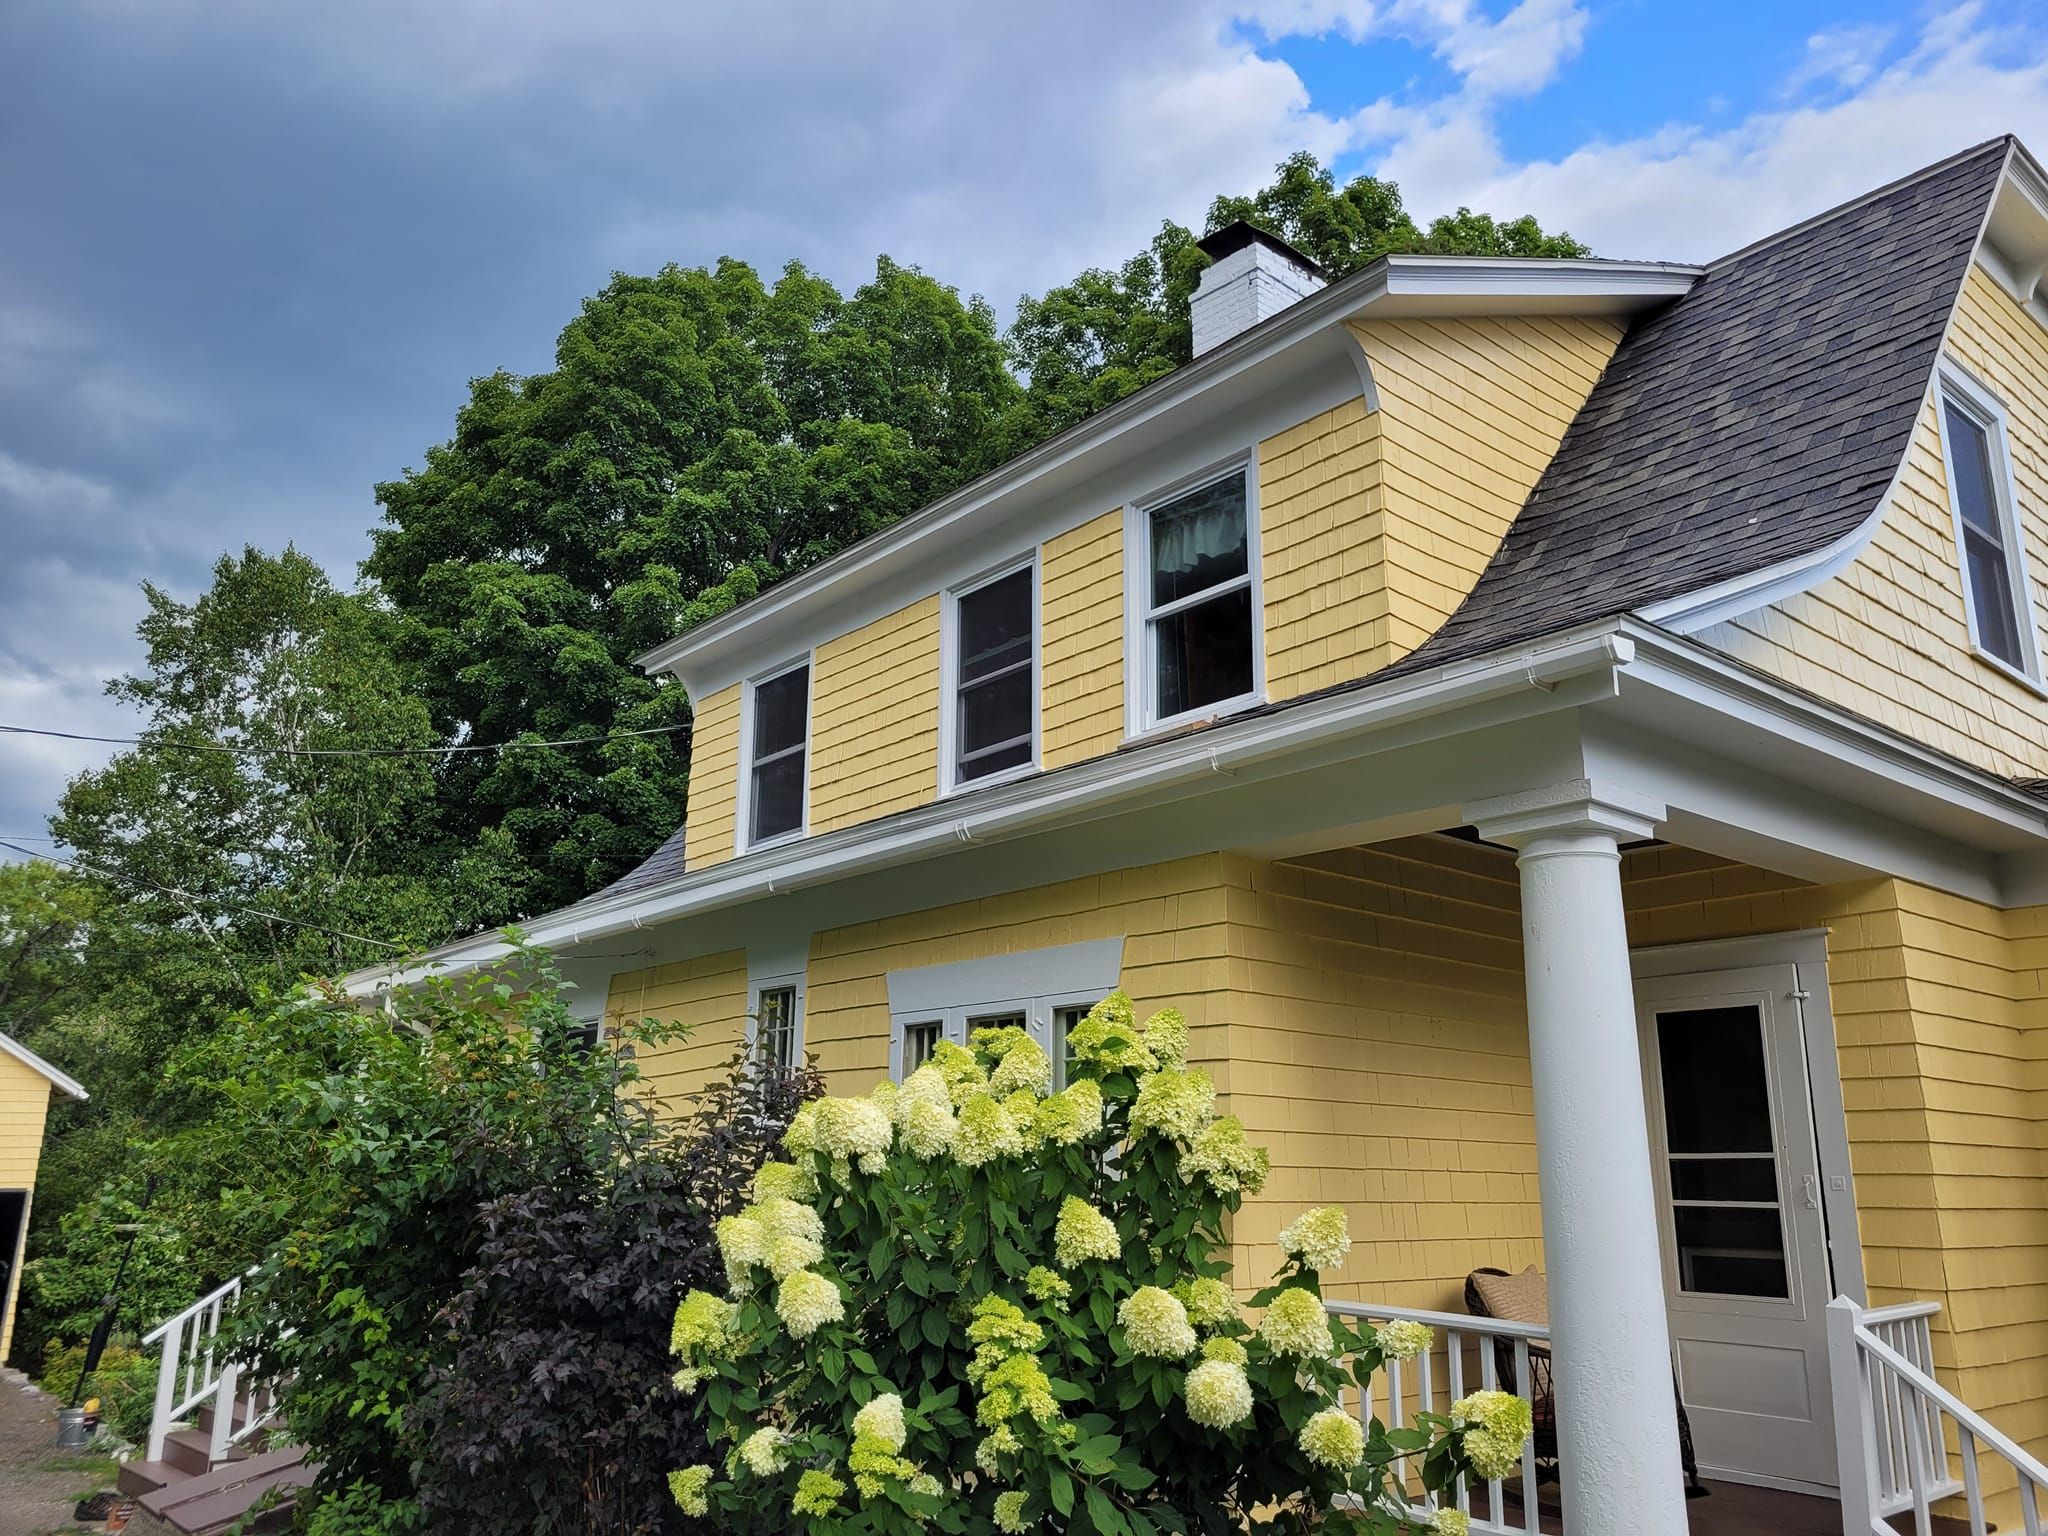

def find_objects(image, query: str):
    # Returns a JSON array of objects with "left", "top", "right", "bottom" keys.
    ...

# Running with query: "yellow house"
[
  {"left": 356, "top": 138, "right": 2048, "bottom": 1534},
  {"left": 0, "top": 1030, "right": 86, "bottom": 1364}
]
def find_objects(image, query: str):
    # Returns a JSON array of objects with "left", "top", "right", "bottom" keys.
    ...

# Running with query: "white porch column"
[{"left": 1467, "top": 781, "right": 1689, "bottom": 1536}]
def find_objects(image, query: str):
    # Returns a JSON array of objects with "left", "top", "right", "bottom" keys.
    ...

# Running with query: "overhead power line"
[
  {"left": 0, "top": 838, "right": 405, "bottom": 952},
  {"left": 0, "top": 721, "right": 691, "bottom": 759}
]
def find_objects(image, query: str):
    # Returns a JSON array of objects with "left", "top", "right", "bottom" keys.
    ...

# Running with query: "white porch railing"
[
  {"left": 1326, "top": 1298, "right": 1548, "bottom": 1536},
  {"left": 142, "top": 1275, "right": 284, "bottom": 1465},
  {"left": 1829, "top": 1295, "right": 2048, "bottom": 1536}
]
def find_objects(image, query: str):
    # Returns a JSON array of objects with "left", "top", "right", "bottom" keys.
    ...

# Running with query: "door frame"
[{"left": 1630, "top": 928, "right": 1865, "bottom": 1305}]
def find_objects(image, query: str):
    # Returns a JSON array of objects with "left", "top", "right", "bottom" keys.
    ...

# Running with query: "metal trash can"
[{"left": 55, "top": 1406, "right": 89, "bottom": 1447}]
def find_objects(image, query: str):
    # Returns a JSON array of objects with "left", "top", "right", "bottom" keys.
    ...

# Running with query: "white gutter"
[{"left": 347, "top": 624, "right": 1636, "bottom": 993}]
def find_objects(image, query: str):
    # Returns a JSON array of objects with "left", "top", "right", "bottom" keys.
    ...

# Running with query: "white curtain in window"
[{"left": 1151, "top": 494, "right": 1243, "bottom": 579}]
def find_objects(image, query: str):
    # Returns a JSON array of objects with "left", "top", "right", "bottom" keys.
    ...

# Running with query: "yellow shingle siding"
[
  {"left": 1259, "top": 398, "right": 1390, "bottom": 699},
  {"left": 1348, "top": 315, "right": 1623, "bottom": 657},
  {"left": 806, "top": 854, "right": 1235, "bottom": 1091},
  {"left": 1040, "top": 510, "right": 1125, "bottom": 768},
  {"left": 682, "top": 685, "right": 740, "bottom": 870},
  {"left": 1224, "top": 837, "right": 1540, "bottom": 1303},
  {"left": 1702, "top": 264, "right": 2048, "bottom": 778},
  {"left": 0, "top": 1052, "right": 53, "bottom": 1363},
  {"left": 605, "top": 949, "right": 748, "bottom": 1115},
  {"left": 810, "top": 596, "right": 941, "bottom": 834}
]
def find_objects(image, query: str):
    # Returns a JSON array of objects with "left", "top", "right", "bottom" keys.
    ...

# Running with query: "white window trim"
[
  {"left": 884, "top": 938, "right": 1123, "bottom": 1083},
  {"left": 1934, "top": 361, "right": 2046, "bottom": 693},
  {"left": 938, "top": 552, "right": 1042, "bottom": 798},
  {"left": 1122, "top": 453, "right": 1267, "bottom": 739},
  {"left": 736, "top": 652, "right": 815, "bottom": 852}
]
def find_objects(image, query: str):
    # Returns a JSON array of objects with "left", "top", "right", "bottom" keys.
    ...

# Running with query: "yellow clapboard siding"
[
  {"left": 682, "top": 685, "right": 741, "bottom": 870},
  {"left": 810, "top": 596, "right": 941, "bottom": 834},
  {"left": 605, "top": 950, "right": 749, "bottom": 1116},
  {"left": 0, "top": 1052, "right": 53, "bottom": 1363},
  {"left": 1040, "top": 510, "right": 1125, "bottom": 768},
  {"left": 1704, "top": 264, "right": 2048, "bottom": 778}
]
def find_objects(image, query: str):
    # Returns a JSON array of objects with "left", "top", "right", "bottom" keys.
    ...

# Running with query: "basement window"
[
  {"left": 1937, "top": 364, "right": 2042, "bottom": 682},
  {"left": 742, "top": 658, "right": 810, "bottom": 848},
  {"left": 1134, "top": 461, "right": 1262, "bottom": 730}
]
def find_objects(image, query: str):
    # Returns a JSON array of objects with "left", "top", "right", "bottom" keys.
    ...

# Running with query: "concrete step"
[{"left": 135, "top": 1444, "right": 314, "bottom": 1535}]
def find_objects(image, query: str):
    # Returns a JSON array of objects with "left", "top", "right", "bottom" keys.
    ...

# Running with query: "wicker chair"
[{"left": 1464, "top": 1266, "right": 1707, "bottom": 1499}]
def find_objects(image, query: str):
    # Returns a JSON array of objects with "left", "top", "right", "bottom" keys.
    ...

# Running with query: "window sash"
[
  {"left": 1940, "top": 375, "right": 2037, "bottom": 678},
  {"left": 755, "top": 985, "right": 799, "bottom": 1072},
  {"left": 1137, "top": 466, "right": 1259, "bottom": 726},
  {"left": 746, "top": 663, "right": 809, "bottom": 845},
  {"left": 947, "top": 564, "right": 1037, "bottom": 788}
]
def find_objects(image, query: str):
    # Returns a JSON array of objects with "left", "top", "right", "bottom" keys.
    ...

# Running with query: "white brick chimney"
[{"left": 1189, "top": 221, "right": 1327, "bottom": 356}]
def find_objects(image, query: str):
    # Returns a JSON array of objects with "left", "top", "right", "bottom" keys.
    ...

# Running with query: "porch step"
[
  {"left": 162, "top": 1424, "right": 249, "bottom": 1476},
  {"left": 132, "top": 1444, "right": 314, "bottom": 1534}
]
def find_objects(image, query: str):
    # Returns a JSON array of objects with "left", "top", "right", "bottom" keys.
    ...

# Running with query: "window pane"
[
  {"left": 959, "top": 668, "right": 1032, "bottom": 779},
  {"left": 903, "top": 1021, "right": 941, "bottom": 1076},
  {"left": 1150, "top": 474, "right": 1248, "bottom": 607},
  {"left": 1966, "top": 530, "right": 2025, "bottom": 666},
  {"left": 1945, "top": 403, "right": 2002, "bottom": 537},
  {"left": 1156, "top": 586, "right": 1254, "bottom": 718},
  {"left": 753, "top": 667, "right": 809, "bottom": 761},
  {"left": 1052, "top": 1003, "right": 1095, "bottom": 1094},
  {"left": 751, "top": 751, "right": 805, "bottom": 842},
  {"left": 1670, "top": 1157, "right": 1780, "bottom": 1203},
  {"left": 1655, "top": 1006, "right": 1774, "bottom": 1154},
  {"left": 959, "top": 568, "right": 1032, "bottom": 684},
  {"left": 968, "top": 1011, "right": 1026, "bottom": 1033},
  {"left": 1672, "top": 1205, "right": 1788, "bottom": 1299},
  {"left": 757, "top": 986, "right": 798, "bottom": 1072}
]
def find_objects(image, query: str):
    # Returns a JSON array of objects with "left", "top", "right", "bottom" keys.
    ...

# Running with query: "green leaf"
[
  {"left": 1085, "top": 1484, "right": 1126, "bottom": 1536},
  {"left": 1050, "top": 1470, "right": 1076, "bottom": 1517}
]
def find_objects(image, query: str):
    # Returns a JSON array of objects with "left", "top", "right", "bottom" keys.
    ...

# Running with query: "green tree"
[
  {"left": 1004, "top": 151, "right": 1589, "bottom": 444},
  {"left": 366, "top": 256, "right": 1020, "bottom": 923}
]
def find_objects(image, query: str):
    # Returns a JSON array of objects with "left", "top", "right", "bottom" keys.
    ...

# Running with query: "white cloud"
[
  {"left": 1783, "top": 22, "right": 1898, "bottom": 97},
  {"left": 1368, "top": 5, "right": 2048, "bottom": 262}
]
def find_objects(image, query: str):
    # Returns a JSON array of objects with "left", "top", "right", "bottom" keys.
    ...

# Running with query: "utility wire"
[
  {"left": 0, "top": 838, "right": 406, "bottom": 952},
  {"left": 0, "top": 721, "right": 691, "bottom": 758}
]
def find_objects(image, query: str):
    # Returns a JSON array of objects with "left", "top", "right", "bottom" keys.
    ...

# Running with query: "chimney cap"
[{"left": 1196, "top": 220, "right": 1326, "bottom": 278}]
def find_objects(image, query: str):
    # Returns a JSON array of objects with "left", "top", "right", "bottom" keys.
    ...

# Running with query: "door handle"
[{"left": 1801, "top": 1174, "right": 1821, "bottom": 1210}]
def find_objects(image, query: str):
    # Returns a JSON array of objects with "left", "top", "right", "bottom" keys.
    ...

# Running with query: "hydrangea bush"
[{"left": 668, "top": 994, "right": 1523, "bottom": 1536}]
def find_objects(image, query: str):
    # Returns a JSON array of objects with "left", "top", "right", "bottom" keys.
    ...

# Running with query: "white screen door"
[{"left": 1635, "top": 964, "right": 1837, "bottom": 1492}]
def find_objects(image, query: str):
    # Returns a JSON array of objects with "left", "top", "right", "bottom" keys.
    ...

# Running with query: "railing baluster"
[
  {"left": 1959, "top": 1424, "right": 1985, "bottom": 1536},
  {"left": 2022, "top": 1475, "right": 2042, "bottom": 1536},
  {"left": 1902, "top": 1375, "right": 1935, "bottom": 1535}
]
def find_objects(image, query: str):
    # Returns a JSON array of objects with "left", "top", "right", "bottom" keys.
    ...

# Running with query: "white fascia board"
[
  {"left": 638, "top": 259, "right": 1701, "bottom": 697},
  {"left": 1615, "top": 620, "right": 2048, "bottom": 843},
  {"left": 345, "top": 624, "right": 1638, "bottom": 994},
  {"left": 0, "top": 1031, "right": 87, "bottom": 1101}
]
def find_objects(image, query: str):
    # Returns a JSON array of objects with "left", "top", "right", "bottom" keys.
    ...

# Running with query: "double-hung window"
[
  {"left": 743, "top": 660, "right": 810, "bottom": 847},
  {"left": 1135, "top": 462, "right": 1260, "bottom": 728},
  {"left": 945, "top": 561, "right": 1037, "bottom": 790},
  {"left": 1938, "top": 365, "right": 2040, "bottom": 681}
]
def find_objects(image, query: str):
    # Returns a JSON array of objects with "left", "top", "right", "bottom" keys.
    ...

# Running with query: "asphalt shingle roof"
[{"left": 1386, "top": 136, "right": 2011, "bottom": 676}]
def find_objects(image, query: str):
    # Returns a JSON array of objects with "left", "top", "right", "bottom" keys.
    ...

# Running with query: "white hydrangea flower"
[
  {"left": 1183, "top": 1359, "right": 1254, "bottom": 1428},
  {"left": 1118, "top": 1286, "right": 1197, "bottom": 1358},
  {"left": 853, "top": 1392, "right": 907, "bottom": 1453},
  {"left": 1277, "top": 1205, "right": 1352, "bottom": 1272},
  {"left": 775, "top": 1269, "right": 845, "bottom": 1339}
]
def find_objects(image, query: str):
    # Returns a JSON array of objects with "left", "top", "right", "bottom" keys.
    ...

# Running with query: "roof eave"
[{"left": 0, "top": 1032, "right": 87, "bottom": 1101}]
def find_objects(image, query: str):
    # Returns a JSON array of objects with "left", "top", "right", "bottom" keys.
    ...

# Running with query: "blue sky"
[{"left": 3, "top": 0, "right": 2047, "bottom": 845}]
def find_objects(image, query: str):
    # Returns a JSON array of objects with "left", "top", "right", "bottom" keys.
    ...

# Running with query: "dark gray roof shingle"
[{"left": 1386, "top": 136, "right": 2011, "bottom": 676}]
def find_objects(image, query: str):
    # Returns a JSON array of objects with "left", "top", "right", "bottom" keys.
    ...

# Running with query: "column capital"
[{"left": 1465, "top": 778, "right": 1665, "bottom": 849}]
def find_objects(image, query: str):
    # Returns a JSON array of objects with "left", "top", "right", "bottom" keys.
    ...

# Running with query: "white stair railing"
[
  {"left": 1828, "top": 1294, "right": 2048, "bottom": 1536},
  {"left": 142, "top": 1275, "right": 284, "bottom": 1465},
  {"left": 1326, "top": 1298, "right": 1547, "bottom": 1536}
]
